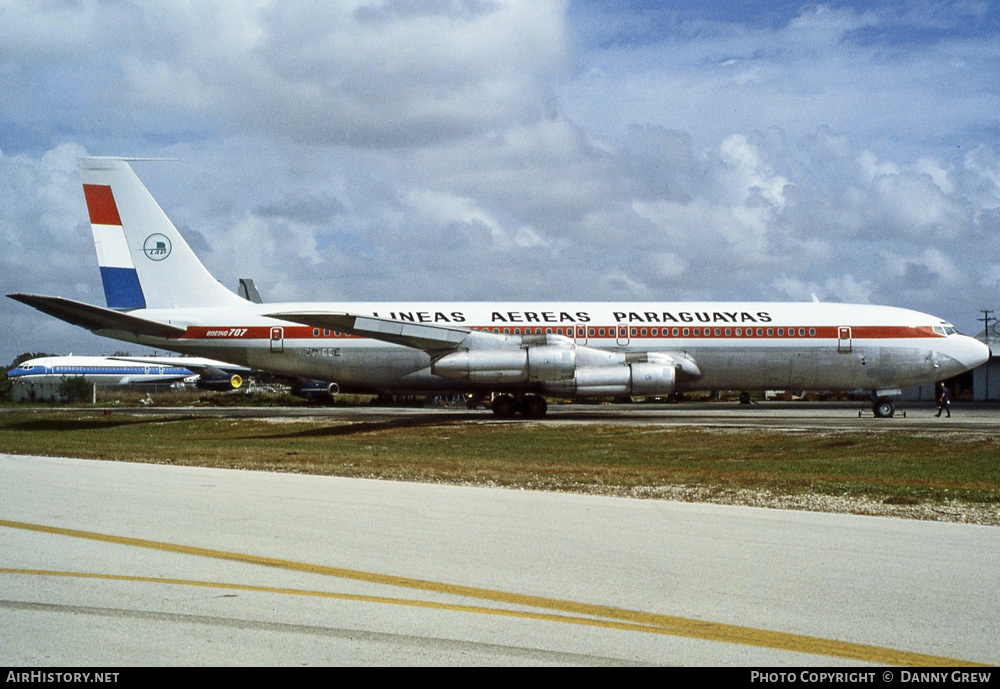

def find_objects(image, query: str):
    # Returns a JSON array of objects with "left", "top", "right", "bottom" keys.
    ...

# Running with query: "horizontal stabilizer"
[
  {"left": 268, "top": 311, "right": 470, "bottom": 351},
  {"left": 8, "top": 293, "right": 186, "bottom": 338}
]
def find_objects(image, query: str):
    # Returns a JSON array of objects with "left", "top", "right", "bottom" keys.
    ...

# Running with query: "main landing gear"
[{"left": 491, "top": 394, "right": 548, "bottom": 418}]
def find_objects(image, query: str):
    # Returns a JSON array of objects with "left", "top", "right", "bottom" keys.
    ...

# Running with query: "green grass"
[{"left": 1, "top": 412, "right": 998, "bottom": 511}]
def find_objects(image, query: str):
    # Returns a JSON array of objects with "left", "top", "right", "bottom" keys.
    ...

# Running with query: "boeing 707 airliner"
[{"left": 8, "top": 158, "right": 990, "bottom": 417}]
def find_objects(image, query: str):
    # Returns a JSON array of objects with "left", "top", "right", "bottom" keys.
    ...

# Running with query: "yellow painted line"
[
  {"left": 0, "top": 519, "right": 980, "bottom": 666},
  {"left": 0, "top": 568, "right": 709, "bottom": 637}
]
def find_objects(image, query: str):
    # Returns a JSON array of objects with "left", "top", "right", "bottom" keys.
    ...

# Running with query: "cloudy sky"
[{"left": 2, "top": 0, "right": 999, "bottom": 363}]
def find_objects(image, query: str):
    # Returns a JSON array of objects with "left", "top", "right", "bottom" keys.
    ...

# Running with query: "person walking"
[{"left": 935, "top": 382, "right": 951, "bottom": 418}]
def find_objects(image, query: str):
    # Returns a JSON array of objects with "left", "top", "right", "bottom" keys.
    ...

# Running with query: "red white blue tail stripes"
[
  {"left": 77, "top": 158, "right": 245, "bottom": 310},
  {"left": 83, "top": 183, "right": 146, "bottom": 310}
]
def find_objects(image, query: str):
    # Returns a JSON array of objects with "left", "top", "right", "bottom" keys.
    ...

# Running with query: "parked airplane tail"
[{"left": 78, "top": 157, "right": 244, "bottom": 311}]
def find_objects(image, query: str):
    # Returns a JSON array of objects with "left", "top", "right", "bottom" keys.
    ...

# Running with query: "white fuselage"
[
  {"left": 7, "top": 355, "right": 195, "bottom": 387},
  {"left": 92, "top": 300, "right": 988, "bottom": 396}
]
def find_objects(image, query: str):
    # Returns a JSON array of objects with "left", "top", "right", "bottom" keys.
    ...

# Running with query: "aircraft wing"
[
  {"left": 269, "top": 312, "right": 702, "bottom": 380},
  {"left": 8, "top": 294, "right": 187, "bottom": 338},
  {"left": 267, "top": 312, "right": 471, "bottom": 351},
  {"left": 108, "top": 356, "right": 249, "bottom": 390},
  {"left": 109, "top": 355, "right": 252, "bottom": 375}
]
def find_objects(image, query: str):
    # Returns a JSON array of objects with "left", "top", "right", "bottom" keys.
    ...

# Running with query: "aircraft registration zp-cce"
[{"left": 9, "top": 158, "right": 991, "bottom": 418}]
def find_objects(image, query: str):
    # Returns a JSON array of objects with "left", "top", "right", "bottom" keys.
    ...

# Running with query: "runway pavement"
[
  {"left": 7, "top": 400, "right": 999, "bottom": 433},
  {"left": 1, "top": 452, "right": 997, "bottom": 666}
]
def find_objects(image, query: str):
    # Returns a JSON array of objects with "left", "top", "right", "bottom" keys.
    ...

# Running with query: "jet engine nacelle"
[
  {"left": 630, "top": 362, "right": 677, "bottom": 396},
  {"left": 432, "top": 345, "right": 576, "bottom": 383},
  {"left": 292, "top": 381, "right": 340, "bottom": 401},
  {"left": 542, "top": 362, "right": 676, "bottom": 398},
  {"left": 197, "top": 373, "right": 243, "bottom": 391},
  {"left": 432, "top": 341, "right": 679, "bottom": 397}
]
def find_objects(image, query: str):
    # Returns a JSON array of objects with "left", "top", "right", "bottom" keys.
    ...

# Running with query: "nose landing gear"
[{"left": 872, "top": 397, "right": 895, "bottom": 418}]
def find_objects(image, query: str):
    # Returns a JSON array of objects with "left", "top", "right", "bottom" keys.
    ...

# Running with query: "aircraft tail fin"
[{"left": 78, "top": 157, "right": 244, "bottom": 310}]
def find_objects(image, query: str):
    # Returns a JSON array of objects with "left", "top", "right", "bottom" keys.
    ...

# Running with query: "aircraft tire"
[
  {"left": 491, "top": 394, "right": 518, "bottom": 418},
  {"left": 873, "top": 398, "right": 895, "bottom": 418},
  {"left": 521, "top": 395, "right": 548, "bottom": 418}
]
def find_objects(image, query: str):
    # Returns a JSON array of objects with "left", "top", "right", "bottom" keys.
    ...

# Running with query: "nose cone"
[
  {"left": 931, "top": 336, "right": 991, "bottom": 380},
  {"left": 953, "top": 336, "right": 992, "bottom": 372}
]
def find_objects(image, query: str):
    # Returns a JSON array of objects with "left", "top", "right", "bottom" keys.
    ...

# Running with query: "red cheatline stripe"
[
  {"left": 82, "top": 184, "right": 121, "bottom": 226},
  {"left": 178, "top": 325, "right": 942, "bottom": 340}
]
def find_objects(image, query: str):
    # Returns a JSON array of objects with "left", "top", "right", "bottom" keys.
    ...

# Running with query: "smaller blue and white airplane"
[{"left": 7, "top": 354, "right": 246, "bottom": 390}]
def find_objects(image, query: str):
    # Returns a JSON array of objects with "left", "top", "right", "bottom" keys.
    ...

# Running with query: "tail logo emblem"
[{"left": 143, "top": 234, "right": 172, "bottom": 261}]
